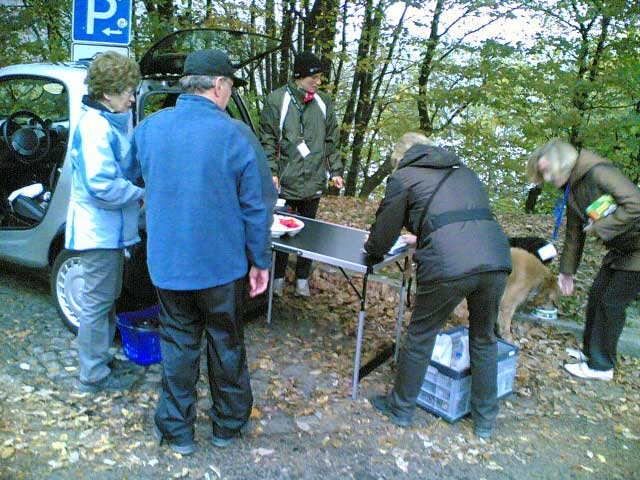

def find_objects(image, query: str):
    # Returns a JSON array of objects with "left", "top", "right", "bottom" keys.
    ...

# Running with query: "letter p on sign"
[{"left": 87, "top": 0, "right": 117, "bottom": 35}]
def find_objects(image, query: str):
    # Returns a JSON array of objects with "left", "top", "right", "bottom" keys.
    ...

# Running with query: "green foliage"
[
  {"left": 0, "top": 0, "right": 71, "bottom": 65},
  {"left": 1, "top": 0, "right": 638, "bottom": 204}
]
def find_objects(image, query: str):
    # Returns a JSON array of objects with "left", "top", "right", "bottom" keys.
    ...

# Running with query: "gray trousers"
[
  {"left": 389, "top": 271, "right": 508, "bottom": 428},
  {"left": 78, "top": 248, "right": 124, "bottom": 383}
]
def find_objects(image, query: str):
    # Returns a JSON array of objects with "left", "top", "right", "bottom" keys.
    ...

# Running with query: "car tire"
[{"left": 50, "top": 249, "right": 83, "bottom": 334}]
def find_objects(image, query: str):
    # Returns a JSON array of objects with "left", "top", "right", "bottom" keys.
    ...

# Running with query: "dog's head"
[{"left": 531, "top": 274, "right": 559, "bottom": 309}]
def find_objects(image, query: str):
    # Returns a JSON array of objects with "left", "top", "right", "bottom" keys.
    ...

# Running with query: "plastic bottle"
[
  {"left": 431, "top": 334, "right": 452, "bottom": 366},
  {"left": 451, "top": 351, "right": 464, "bottom": 371},
  {"left": 451, "top": 336, "right": 470, "bottom": 371}
]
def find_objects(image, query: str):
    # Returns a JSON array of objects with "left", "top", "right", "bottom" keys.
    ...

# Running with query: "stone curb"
[{"left": 515, "top": 312, "right": 640, "bottom": 358}]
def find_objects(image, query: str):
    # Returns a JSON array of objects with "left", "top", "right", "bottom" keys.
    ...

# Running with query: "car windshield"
[{"left": 0, "top": 78, "right": 68, "bottom": 123}]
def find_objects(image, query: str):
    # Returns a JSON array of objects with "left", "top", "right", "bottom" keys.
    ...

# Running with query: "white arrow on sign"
[{"left": 102, "top": 27, "right": 123, "bottom": 36}]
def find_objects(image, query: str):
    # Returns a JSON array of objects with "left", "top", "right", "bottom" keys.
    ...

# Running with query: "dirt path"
[{"left": 0, "top": 265, "right": 638, "bottom": 480}]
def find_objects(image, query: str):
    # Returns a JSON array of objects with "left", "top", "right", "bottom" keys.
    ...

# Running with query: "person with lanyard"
[
  {"left": 259, "top": 51, "right": 343, "bottom": 297},
  {"left": 527, "top": 139, "right": 640, "bottom": 381}
]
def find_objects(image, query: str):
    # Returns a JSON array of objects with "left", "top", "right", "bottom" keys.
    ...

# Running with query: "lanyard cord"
[
  {"left": 286, "top": 86, "right": 305, "bottom": 136},
  {"left": 552, "top": 184, "right": 570, "bottom": 242}
]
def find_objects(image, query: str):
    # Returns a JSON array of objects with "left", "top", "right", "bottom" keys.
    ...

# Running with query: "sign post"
[{"left": 72, "top": 0, "right": 133, "bottom": 60}]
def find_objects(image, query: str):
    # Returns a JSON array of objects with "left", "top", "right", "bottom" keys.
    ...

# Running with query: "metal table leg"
[
  {"left": 394, "top": 256, "right": 409, "bottom": 362},
  {"left": 266, "top": 251, "right": 276, "bottom": 324},
  {"left": 351, "top": 274, "right": 368, "bottom": 400}
]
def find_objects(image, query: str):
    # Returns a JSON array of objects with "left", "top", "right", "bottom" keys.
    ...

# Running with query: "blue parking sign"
[{"left": 72, "top": 0, "right": 132, "bottom": 46}]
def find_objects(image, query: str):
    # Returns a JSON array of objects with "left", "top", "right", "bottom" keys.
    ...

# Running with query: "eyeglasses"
[{"left": 120, "top": 89, "right": 135, "bottom": 97}]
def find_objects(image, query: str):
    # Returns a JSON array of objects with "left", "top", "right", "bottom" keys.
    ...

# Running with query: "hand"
[
  {"left": 249, "top": 267, "right": 269, "bottom": 297},
  {"left": 331, "top": 176, "right": 344, "bottom": 189},
  {"left": 558, "top": 273, "right": 574, "bottom": 296},
  {"left": 272, "top": 176, "right": 280, "bottom": 191},
  {"left": 401, "top": 234, "right": 417, "bottom": 247}
]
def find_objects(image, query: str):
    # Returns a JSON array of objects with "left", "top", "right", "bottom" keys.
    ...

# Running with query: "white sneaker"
[
  {"left": 295, "top": 279, "right": 310, "bottom": 297},
  {"left": 565, "top": 347, "right": 588, "bottom": 362},
  {"left": 272, "top": 278, "right": 285, "bottom": 297},
  {"left": 564, "top": 362, "right": 613, "bottom": 381}
]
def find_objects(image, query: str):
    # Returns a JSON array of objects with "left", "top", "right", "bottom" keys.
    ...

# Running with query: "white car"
[{"left": 0, "top": 29, "right": 280, "bottom": 332}]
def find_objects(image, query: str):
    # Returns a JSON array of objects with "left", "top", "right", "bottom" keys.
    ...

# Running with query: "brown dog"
[
  {"left": 452, "top": 248, "right": 559, "bottom": 342},
  {"left": 496, "top": 247, "right": 559, "bottom": 342}
]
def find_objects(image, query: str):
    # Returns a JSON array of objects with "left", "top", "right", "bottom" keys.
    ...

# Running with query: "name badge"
[
  {"left": 297, "top": 142, "right": 311, "bottom": 158},
  {"left": 537, "top": 243, "right": 557, "bottom": 261}
]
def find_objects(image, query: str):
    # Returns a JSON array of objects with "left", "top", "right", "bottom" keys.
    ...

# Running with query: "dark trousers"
[
  {"left": 389, "top": 271, "right": 508, "bottom": 428},
  {"left": 584, "top": 265, "right": 640, "bottom": 370},
  {"left": 154, "top": 279, "right": 252, "bottom": 443},
  {"left": 274, "top": 197, "right": 321, "bottom": 280}
]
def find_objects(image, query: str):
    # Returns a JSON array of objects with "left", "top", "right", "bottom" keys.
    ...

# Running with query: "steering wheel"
[{"left": 2, "top": 110, "right": 51, "bottom": 164}]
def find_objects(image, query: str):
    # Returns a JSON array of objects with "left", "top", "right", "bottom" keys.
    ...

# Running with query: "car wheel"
[{"left": 50, "top": 249, "right": 83, "bottom": 334}]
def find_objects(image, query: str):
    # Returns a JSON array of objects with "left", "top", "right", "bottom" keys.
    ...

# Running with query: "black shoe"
[
  {"left": 474, "top": 425, "right": 493, "bottom": 439},
  {"left": 153, "top": 423, "right": 197, "bottom": 455},
  {"left": 371, "top": 395, "right": 412, "bottom": 427},
  {"left": 108, "top": 357, "right": 135, "bottom": 373},
  {"left": 211, "top": 434, "right": 234, "bottom": 448},
  {"left": 212, "top": 424, "right": 239, "bottom": 448},
  {"left": 77, "top": 374, "right": 131, "bottom": 393}
]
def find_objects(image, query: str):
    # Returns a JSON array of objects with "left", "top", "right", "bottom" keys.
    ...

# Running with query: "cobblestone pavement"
[{"left": 1, "top": 264, "right": 639, "bottom": 480}]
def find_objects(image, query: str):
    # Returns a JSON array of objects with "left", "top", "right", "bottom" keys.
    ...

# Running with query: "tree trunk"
[
  {"left": 343, "top": 0, "right": 382, "bottom": 196},
  {"left": 525, "top": 185, "right": 542, "bottom": 213},
  {"left": 142, "top": 0, "right": 174, "bottom": 20},
  {"left": 279, "top": 0, "right": 295, "bottom": 86},
  {"left": 417, "top": 0, "right": 445, "bottom": 135},
  {"left": 265, "top": 0, "right": 277, "bottom": 92},
  {"left": 569, "top": 11, "right": 611, "bottom": 147},
  {"left": 633, "top": 100, "right": 640, "bottom": 184},
  {"left": 347, "top": 1, "right": 407, "bottom": 197},
  {"left": 332, "top": 2, "right": 348, "bottom": 93}
]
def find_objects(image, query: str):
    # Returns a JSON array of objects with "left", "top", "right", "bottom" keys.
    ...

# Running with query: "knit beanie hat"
[{"left": 293, "top": 52, "right": 324, "bottom": 79}]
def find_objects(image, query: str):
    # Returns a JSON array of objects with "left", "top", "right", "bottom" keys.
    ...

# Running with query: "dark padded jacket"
[
  {"left": 560, "top": 150, "right": 640, "bottom": 273},
  {"left": 258, "top": 82, "right": 342, "bottom": 200},
  {"left": 364, "top": 144, "right": 511, "bottom": 285}
]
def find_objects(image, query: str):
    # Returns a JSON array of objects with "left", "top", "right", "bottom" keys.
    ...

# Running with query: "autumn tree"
[{"left": 0, "top": 0, "right": 70, "bottom": 64}]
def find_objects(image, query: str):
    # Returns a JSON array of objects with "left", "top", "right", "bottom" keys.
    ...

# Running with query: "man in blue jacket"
[{"left": 134, "top": 49, "right": 272, "bottom": 455}]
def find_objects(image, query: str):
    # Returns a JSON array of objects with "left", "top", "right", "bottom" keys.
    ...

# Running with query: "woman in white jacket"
[{"left": 65, "top": 51, "right": 144, "bottom": 393}]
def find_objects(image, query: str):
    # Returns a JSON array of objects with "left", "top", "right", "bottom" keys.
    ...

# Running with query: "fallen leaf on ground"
[
  {"left": 209, "top": 464, "right": 222, "bottom": 478},
  {"left": 395, "top": 456, "right": 408, "bottom": 473},
  {"left": 296, "top": 419, "right": 311, "bottom": 432},
  {"left": 1, "top": 446, "right": 14, "bottom": 459},
  {"left": 253, "top": 448, "right": 274, "bottom": 456}
]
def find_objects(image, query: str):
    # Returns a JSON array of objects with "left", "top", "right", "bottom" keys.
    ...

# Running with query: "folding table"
[{"left": 266, "top": 215, "right": 410, "bottom": 399}]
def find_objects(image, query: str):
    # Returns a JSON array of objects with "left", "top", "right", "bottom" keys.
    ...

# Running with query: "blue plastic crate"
[
  {"left": 416, "top": 326, "right": 518, "bottom": 423},
  {"left": 116, "top": 306, "right": 161, "bottom": 365}
]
